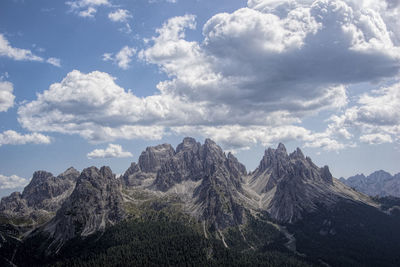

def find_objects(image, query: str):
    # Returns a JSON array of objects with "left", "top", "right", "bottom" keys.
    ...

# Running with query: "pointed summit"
[
  {"left": 277, "top": 143, "right": 287, "bottom": 154},
  {"left": 176, "top": 137, "right": 200, "bottom": 153},
  {"left": 204, "top": 138, "right": 216, "bottom": 145},
  {"left": 40, "top": 166, "right": 125, "bottom": 251},
  {"left": 290, "top": 147, "right": 305, "bottom": 159},
  {"left": 59, "top": 167, "right": 80, "bottom": 180}
]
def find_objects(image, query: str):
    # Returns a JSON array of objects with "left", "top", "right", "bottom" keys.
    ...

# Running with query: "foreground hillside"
[{"left": 1, "top": 138, "right": 400, "bottom": 266}]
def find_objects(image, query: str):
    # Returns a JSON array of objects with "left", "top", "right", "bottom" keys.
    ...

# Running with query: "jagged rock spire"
[{"left": 41, "top": 166, "right": 125, "bottom": 252}]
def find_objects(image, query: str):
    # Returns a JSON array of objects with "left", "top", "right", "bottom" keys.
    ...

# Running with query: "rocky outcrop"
[
  {"left": 247, "top": 143, "right": 370, "bottom": 223},
  {"left": 138, "top": 144, "right": 175, "bottom": 173},
  {"left": 0, "top": 167, "right": 79, "bottom": 223},
  {"left": 40, "top": 166, "right": 125, "bottom": 252},
  {"left": 122, "top": 144, "right": 175, "bottom": 186},
  {"left": 191, "top": 139, "right": 246, "bottom": 228},
  {"left": 22, "top": 168, "right": 79, "bottom": 211},
  {"left": 340, "top": 170, "right": 400, "bottom": 197},
  {"left": 152, "top": 138, "right": 204, "bottom": 191},
  {"left": 127, "top": 138, "right": 248, "bottom": 229},
  {"left": 0, "top": 192, "right": 30, "bottom": 218}
]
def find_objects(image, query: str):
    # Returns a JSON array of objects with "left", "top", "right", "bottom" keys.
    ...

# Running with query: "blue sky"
[{"left": 1, "top": 0, "right": 400, "bottom": 196}]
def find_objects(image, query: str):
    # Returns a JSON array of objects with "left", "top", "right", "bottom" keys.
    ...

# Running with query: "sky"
[{"left": 0, "top": 0, "right": 400, "bottom": 197}]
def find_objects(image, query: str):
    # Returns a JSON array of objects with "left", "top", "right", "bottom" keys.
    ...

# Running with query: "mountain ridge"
[
  {"left": 340, "top": 170, "right": 400, "bottom": 197},
  {"left": 1, "top": 137, "right": 399, "bottom": 266}
]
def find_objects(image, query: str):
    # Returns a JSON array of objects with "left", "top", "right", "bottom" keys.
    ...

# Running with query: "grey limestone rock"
[
  {"left": 40, "top": 166, "right": 125, "bottom": 251},
  {"left": 122, "top": 144, "right": 175, "bottom": 186}
]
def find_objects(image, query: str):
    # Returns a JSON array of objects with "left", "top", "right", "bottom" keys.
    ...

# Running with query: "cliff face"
[
  {"left": 122, "top": 144, "right": 175, "bottom": 187},
  {"left": 41, "top": 166, "right": 125, "bottom": 251},
  {"left": 246, "top": 144, "right": 372, "bottom": 223}
]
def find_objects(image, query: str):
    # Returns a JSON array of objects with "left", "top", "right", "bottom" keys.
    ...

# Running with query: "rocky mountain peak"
[
  {"left": 227, "top": 152, "right": 247, "bottom": 176},
  {"left": 23, "top": 171, "right": 54, "bottom": 191},
  {"left": 176, "top": 137, "right": 201, "bottom": 153},
  {"left": 123, "top": 162, "right": 140, "bottom": 178},
  {"left": 21, "top": 168, "right": 79, "bottom": 210},
  {"left": 246, "top": 143, "right": 341, "bottom": 222},
  {"left": 368, "top": 170, "right": 392, "bottom": 181},
  {"left": 41, "top": 166, "right": 125, "bottom": 251},
  {"left": 0, "top": 167, "right": 80, "bottom": 222},
  {"left": 276, "top": 142, "right": 288, "bottom": 154},
  {"left": 60, "top": 167, "right": 80, "bottom": 179},
  {"left": 152, "top": 137, "right": 244, "bottom": 195},
  {"left": 77, "top": 166, "right": 117, "bottom": 188},
  {"left": 203, "top": 138, "right": 226, "bottom": 165},
  {"left": 138, "top": 144, "right": 175, "bottom": 173},
  {"left": 256, "top": 144, "right": 290, "bottom": 176},
  {"left": 321, "top": 165, "right": 334, "bottom": 185},
  {"left": 289, "top": 147, "right": 305, "bottom": 159},
  {"left": 341, "top": 170, "right": 400, "bottom": 197}
]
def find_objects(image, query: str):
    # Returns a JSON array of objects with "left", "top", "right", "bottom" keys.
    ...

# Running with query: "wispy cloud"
[
  {"left": 102, "top": 46, "right": 136, "bottom": 69},
  {"left": 0, "top": 33, "right": 43, "bottom": 62},
  {"left": 47, "top": 57, "right": 61, "bottom": 67},
  {"left": 108, "top": 9, "right": 132, "bottom": 22},
  {"left": 66, "top": 0, "right": 110, "bottom": 18},
  {"left": 0, "top": 81, "right": 15, "bottom": 112},
  {"left": 0, "top": 34, "right": 62, "bottom": 67}
]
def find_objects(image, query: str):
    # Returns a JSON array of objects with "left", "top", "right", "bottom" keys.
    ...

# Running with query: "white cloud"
[
  {"left": 79, "top": 6, "right": 97, "bottom": 18},
  {"left": 87, "top": 143, "right": 133, "bottom": 159},
  {"left": 66, "top": 0, "right": 110, "bottom": 9},
  {"left": 149, "top": 0, "right": 177, "bottom": 3},
  {"left": 0, "top": 81, "right": 15, "bottom": 112},
  {"left": 0, "top": 130, "right": 51, "bottom": 146},
  {"left": 327, "top": 80, "right": 400, "bottom": 145},
  {"left": 108, "top": 9, "right": 132, "bottom": 22},
  {"left": 47, "top": 57, "right": 61, "bottom": 67},
  {"left": 360, "top": 133, "right": 393, "bottom": 144},
  {"left": 17, "top": 70, "right": 171, "bottom": 142},
  {"left": 172, "top": 125, "right": 314, "bottom": 150},
  {"left": 139, "top": 2, "right": 399, "bottom": 116},
  {"left": 66, "top": 0, "right": 110, "bottom": 18},
  {"left": 0, "top": 174, "right": 28, "bottom": 189},
  {"left": 103, "top": 46, "right": 136, "bottom": 69},
  {"left": 0, "top": 33, "right": 43, "bottom": 62},
  {"left": 0, "top": 34, "right": 62, "bottom": 67},
  {"left": 17, "top": 0, "right": 400, "bottom": 151}
]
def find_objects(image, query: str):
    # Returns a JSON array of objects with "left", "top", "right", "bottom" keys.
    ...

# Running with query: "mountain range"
[
  {"left": 340, "top": 171, "right": 400, "bottom": 197},
  {"left": 1, "top": 137, "right": 400, "bottom": 266}
]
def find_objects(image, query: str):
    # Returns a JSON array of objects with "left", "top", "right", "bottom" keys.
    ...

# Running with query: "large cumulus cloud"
[{"left": 18, "top": 0, "right": 400, "bottom": 150}]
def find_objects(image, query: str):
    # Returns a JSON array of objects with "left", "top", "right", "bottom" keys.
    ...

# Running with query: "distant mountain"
[
  {"left": 340, "top": 170, "right": 400, "bottom": 197},
  {"left": 1, "top": 138, "right": 400, "bottom": 267}
]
